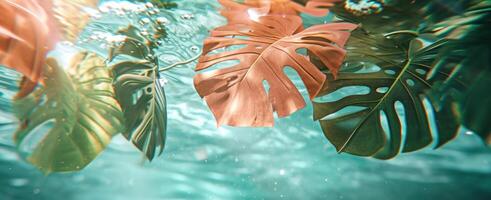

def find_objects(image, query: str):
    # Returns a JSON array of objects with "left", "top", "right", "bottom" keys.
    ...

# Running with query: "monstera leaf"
[
  {"left": 13, "top": 52, "right": 124, "bottom": 173},
  {"left": 109, "top": 26, "right": 167, "bottom": 160},
  {"left": 218, "top": 0, "right": 339, "bottom": 24},
  {"left": 194, "top": 15, "right": 355, "bottom": 127},
  {"left": 425, "top": 0, "right": 491, "bottom": 144},
  {"left": 51, "top": 0, "right": 99, "bottom": 42},
  {"left": 0, "top": 0, "right": 60, "bottom": 97},
  {"left": 308, "top": 0, "right": 489, "bottom": 158},
  {"left": 313, "top": 29, "right": 461, "bottom": 159}
]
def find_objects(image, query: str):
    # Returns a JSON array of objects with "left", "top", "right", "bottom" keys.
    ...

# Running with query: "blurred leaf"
[
  {"left": 0, "top": 0, "right": 60, "bottom": 97},
  {"left": 218, "top": 0, "right": 339, "bottom": 25},
  {"left": 14, "top": 52, "right": 124, "bottom": 173},
  {"left": 51, "top": 0, "right": 99, "bottom": 42},
  {"left": 425, "top": 0, "right": 491, "bottom": 144}
]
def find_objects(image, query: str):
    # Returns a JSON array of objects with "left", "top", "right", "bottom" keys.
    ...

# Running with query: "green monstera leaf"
[
  {"left": 14, "top": 52, "right": 124, "bottom": 173},
  {"left": 109, "top": 25, "right": 167, "bottom": 160},
  {"left": 309, "top": 0, "right": 491, "bottom": 158},
  {"left": 313, "top": 28, "right": 461, "bottom": 159}
]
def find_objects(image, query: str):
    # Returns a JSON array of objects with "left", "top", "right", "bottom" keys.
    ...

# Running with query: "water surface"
[{"left": 1, "top": 1, "right": 490, "bottom": 199}]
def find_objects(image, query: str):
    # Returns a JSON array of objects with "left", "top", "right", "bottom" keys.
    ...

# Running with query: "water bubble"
[
  {"left": 156, "top": 17, "right": 169, "bottom": 25},
  {"left": 159, "top": 78, "right": 168, "bottom": 85},
  {"left": 145, "top": 2, "right": 154, "bottom": 8},
  {"left": 180, "top": 13, "right": 194, "bottom": 20},
  {"left": 33, "top": 188, "right": 40, "bottom": 194},
  {"left": 190, "top": 46, "right": 200, "bottom": 52},
  {"left": 10, "top": 178, "right": 29, "bottom": 187},
  {"left": 194, "top": 148, "right": 208, "bottom": 161},
  {"left": 140, "top": 18, "right": 151, "bottom": 25}
]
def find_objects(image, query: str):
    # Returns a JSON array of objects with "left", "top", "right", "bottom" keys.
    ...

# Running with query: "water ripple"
[{"left": 1, "top": 1, "right": 491, "bottom": 200}]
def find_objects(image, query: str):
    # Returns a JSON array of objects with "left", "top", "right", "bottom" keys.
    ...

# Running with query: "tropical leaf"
[
  {"left": 313, "top": 28, "right": 463, "bottom": 159},
  {"left": 109, "top": 26, "right": 167, "bottom": 160},
  {"left": 218, "top": 0, "right": 339, "bottom": 24},
  {"left": 0, "top": 0, "right": 60, "bottom": 97},
  {"left": 13, "top": 52, "right": 124, "bottom": 173},
  {"left": 194, "top": 15, "right": 356, "bottom": 127},
  {"left": 308, "top": 0, "right": 485, "bottom": 159},
  {"left": 425, "top": 0, "right": 491, "bottom": 144},
  {"left": 51, "top": 0, "right": 99, "bottom": 42}
]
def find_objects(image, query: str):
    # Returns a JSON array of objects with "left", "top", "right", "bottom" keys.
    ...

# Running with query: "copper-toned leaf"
[
  {"left": 194, "top": 15, "right": 356, "bottom": 127},
  {"left": 51, "top": 0, "right": 99, "bottom": 42},
  {"left": 218, "top": 0, "right": 340, "bottom": 24},
  {"left": 0, "top": 0, "right": 60, "bottom": 97}
]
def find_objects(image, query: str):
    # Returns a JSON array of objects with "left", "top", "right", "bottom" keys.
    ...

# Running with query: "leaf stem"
[{"left": 158, "top": 53, "right": 201, "bottom": 72}]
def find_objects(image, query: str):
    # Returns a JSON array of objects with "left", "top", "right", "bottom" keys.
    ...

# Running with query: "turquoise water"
[{"left": 1, "top": 1, "right": 491, "bottom": 199}]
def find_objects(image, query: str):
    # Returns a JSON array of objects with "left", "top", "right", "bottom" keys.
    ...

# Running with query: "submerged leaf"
[
  {"left": 310, "top": 0, "right": 482, "bottom": 159},
  {"left": 110, "top": 26, "right": 167, "bottom": 160},
  {"left": 112, "top": 61, "right": 167, "bottom": 160},
  {"left": 14, "top": 52, "right": 124, "bottom": 173},
  {"left": 218, "top": 0, "right": 339, "bottom": 24},
  {"left": 51, "top": 0, "right": 99, "bottom": 42},
  {"left": 0, "top": 0, "right": 60, "bottom": 97},
  {"left": 194, "top": 15, "right": 355, "bottom": 127},
  {"left": 425, "top": 0, "right": 491, "bottom": 144},
  {"left": 313, "top": 29, "right": 461, "bottom": 159}
]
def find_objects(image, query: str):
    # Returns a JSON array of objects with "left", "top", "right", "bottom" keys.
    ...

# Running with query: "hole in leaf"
[
  {"left": 394, "top": 101, "right": 406, "bottom": 153},
  {"left": 379, "top": 110, "right": 391, "bottom": 140},
  {"left": 262, "top": 80, "right": 270, "bottom": 96},
  {"left": 421, "top": 96, "right": 439, "bottom": 148},
  {"left": 302, "top": 36, "right": 335, "bottom": 46},
  {"left": 416, "top": 68, "right": 426, "bottom": 75},
  {"left": 406, "top": 79, "right": 415, "bottom": 86},
  {"left": 376, "top": 87, "right": 389, "bottom": 94},
  {"left": 282, "top": 66, "right": 308, "bottom": 99},
  {"left": 295, "top": 48, "right": 307, "bottom": 56},
  {"left": 321, "top": 106, "right": 367, "bottom": 120},
  {"left": 385, "top": 69, "right": 396, "bottom": 75},
  {"left": 314, "top": 86, "right": 370, "bottom": 103},
  {"left": 354, "top": 63, "right": 381, "bottom": 74}
]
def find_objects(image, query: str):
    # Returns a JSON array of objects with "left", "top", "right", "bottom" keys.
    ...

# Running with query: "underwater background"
[{"left": 1, "top": 0, "right": 491, "bottom": 199}]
